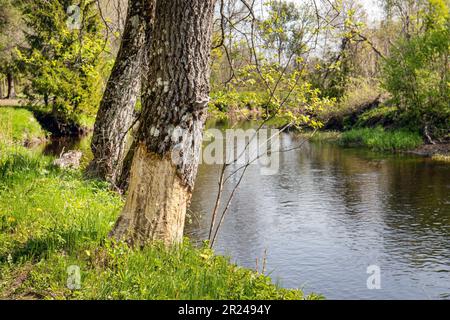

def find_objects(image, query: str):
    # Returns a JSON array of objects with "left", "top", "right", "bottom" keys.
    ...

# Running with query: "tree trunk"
[
  {"left": 0, "top": 76, "right": 4, "bottom": 98},
  {"left": 110, "top": 0, "right": 216, "bottom": 246},
  {"left": 86, "top": 0, "right": 154, "bottom": 185},
  {"left": 6, "top": 72, "right": 15, "bottom": 99},
  {"left": 115, "top": 136, "right": 138, "bottom": 192}
]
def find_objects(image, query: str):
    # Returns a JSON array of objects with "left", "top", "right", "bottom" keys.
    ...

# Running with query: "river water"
[
  {"left": 186, "top": 132, "right": 450, "bottom": 299},
  {"left": 45, "top": 129, "right": 450, "bottom": 299}
]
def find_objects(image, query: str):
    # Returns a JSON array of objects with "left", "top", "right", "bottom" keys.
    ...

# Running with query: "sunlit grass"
[
  {"left": 339, "top": 127, "right": 423, "bottom": 151},
  {"left": 0, "top": 107, "right": 47, "bottom": 145}
]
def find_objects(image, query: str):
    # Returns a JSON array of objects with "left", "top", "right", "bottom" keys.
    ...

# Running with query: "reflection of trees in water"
[
  {"left": 380, "top": 159, "right": 450, "bottom": 270},
  {"left": 307, "top": 142, "right": 450, "bottom": 269},
  {"left": 383, "top": 159, "right": 449, "bottom": 232}
]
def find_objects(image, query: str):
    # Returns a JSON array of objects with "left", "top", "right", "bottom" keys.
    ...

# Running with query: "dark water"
[
  {"left": 185, "top": 133, "right": 450, "bottom": 299},
  {"left": 40, "top": 134, "right": 93, "bottom": 167},
  {"left": 45, "top": 131, "right": 450, "bottom": 299}
]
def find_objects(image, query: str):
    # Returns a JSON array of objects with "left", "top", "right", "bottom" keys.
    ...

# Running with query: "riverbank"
[
  {"left": 0, "top": 107, "right": 318, "bottom": 300},
  {"left": 0, "top": 107, "right": 47, "bottom": 146},
  {"left": 304, "top": 128, "right": 449, "bottom": 159},
  {"left": 1, "top": 101, "right": 95, "bottom": 137}
]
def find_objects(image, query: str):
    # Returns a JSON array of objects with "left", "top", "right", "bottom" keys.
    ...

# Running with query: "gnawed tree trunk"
[
  {"left": 6, "top": 72, "right": 15, "bottom": 99},
  {"left": 110, "top": 0, "right": 216, "bottom": 246},
  {"left": 86, "top": 0, "right": 154, "bottom": 185}
]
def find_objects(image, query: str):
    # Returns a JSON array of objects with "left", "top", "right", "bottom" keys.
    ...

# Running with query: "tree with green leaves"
[
  {"left": 17, "top": 0, "right": 107, "bottom": 134},
  {"left": 0, "top": 0, "right": 23, "bottom": 99},
  {"left": 382, "top": 0, "right": 450, "bottom": 141},
  {"left": 258, "top": 0, "right": 315, "bottom": 66}
]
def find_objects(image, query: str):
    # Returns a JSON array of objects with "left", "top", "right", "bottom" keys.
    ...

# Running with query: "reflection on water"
[{"left": 186, "top": 133, "right": 450, "bottom": 299}]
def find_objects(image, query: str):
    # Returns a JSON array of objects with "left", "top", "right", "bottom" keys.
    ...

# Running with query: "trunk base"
[{"left": 110, "top": 143, "right": 190, "bottom": 246}]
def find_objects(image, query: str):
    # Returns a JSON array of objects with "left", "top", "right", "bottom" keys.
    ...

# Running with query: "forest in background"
[{"left": 0, "top": 0, "right": 448, "bottom": 142}]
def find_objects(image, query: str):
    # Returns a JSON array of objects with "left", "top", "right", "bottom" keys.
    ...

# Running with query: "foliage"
[
  {"left": 308, "top": 1, "right": 379, "bottom": 100},
  {"left": 339, "top": 127, "right": 423, "bottom": 151},
  {"left": 318, "top": 77, "right": 384, "bottom": 127},
  {"left": 355, "top": 105, "right": 399, "bottom": 128},
  {"left": 209, "top": 1, "right": 334, "bottom": 130},
  {"left": 257, "top": 1, "right": 315, "bottom": 63},
  {"left": 382, "top": 0, "right": 450, "bottom": 139},
  {"left": 17, "top": 0, "right": 109, "bottom": 127},
  {"left": 216, "top": 61, "right": 335, "bottom": 128}
]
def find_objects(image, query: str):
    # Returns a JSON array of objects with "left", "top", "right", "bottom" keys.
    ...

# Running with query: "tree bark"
[
  {"left": 115, "top": 136, "right": 138, "bottom": 191},
  {"left": 0, "top": 76, "right": 4, "bottom": 98},
  {"left": 6, "top": 72, "right": 15, "bottom": 99},
  {"left": 86, "top": 0, "right": 154, "bottom": 185},
  {"left": 110, "top": 0, "right": 216, "bottom": 246}
]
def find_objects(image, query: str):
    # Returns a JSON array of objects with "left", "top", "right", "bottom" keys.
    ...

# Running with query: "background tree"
[
  {"left": 258, "top": 0, "right": 315, "bottom": 65},
  {"left": 382, "top": 0, "right": 450, "bottom": 141},
  {"left": 0, "top": 0, "right": 23, "bottom": 99},
  {"left": 17, "top": 0, "right": 107, "bottom": 134},
  {"left": 86, "top": 0, "right": 154, "bottom": 187}
]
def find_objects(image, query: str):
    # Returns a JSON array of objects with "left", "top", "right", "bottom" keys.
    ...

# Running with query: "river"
[{"left": 44, "top": 128, "right": 450, "bottom": 299}]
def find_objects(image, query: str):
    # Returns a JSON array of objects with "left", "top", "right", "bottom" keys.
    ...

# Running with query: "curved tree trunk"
[
  {"left": 110, "top": 0, "right": 216, "bottom": 246},
  {"left": 6, "top": 72, "right": 15, "bottom": 99},
  {"left": 86, "top": 0, "right": 154, "bottom": 185}
]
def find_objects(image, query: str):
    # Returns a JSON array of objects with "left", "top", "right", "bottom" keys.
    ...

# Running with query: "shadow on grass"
[{"left": 1, "top": 230, "right": 102, "bottom": 263}]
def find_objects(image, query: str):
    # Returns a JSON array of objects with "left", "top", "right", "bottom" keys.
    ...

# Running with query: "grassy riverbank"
[
  {"left": 0, "top": 107, "right": 318, "bottom": 300},
  {"left": 339, "top": 127, "right": 423, "bottom": 152},
  {"left": 304, "top": 127, "right": 424, "bottom": 152},
  {"left": 0, "top": 107, "right": 47, "bottom": 145}
]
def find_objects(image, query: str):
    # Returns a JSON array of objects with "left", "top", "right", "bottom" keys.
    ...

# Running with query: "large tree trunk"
[
  {"left": 6, "top": 72, "right": 15, "bottom": 99},
  {"left": 86, "top": 0, "right": 154, "bottom": 185},
  {"left": 110, "top": 0, "right": 216, "bottom": 246}
]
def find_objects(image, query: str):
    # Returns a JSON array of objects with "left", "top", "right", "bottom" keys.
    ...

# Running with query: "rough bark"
[
  {"left": 6, "top": 72, "right": 15, "bottom": 99},
  {"left": 110, "top": 0, "right": 216, "bottom": 246},
  {"left": 86, "top": 0, "right": 154, "bottom": 185}
]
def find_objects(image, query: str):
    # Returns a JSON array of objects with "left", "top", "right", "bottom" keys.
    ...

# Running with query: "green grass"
[
  {"left": 0, "top": 144, "right": 318, "bottom": 300},
  {"left": 0, "top": 107, "right": 47, "bottom": 145},
  {"left": 306, "top": 131, "right": 342, "bottom": 143},
  {"left": 339, "top": 127, "right": 423, "bottom": 151},
  {"left": 432, "top": 153, "right": 450, "bottom": 163}
]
